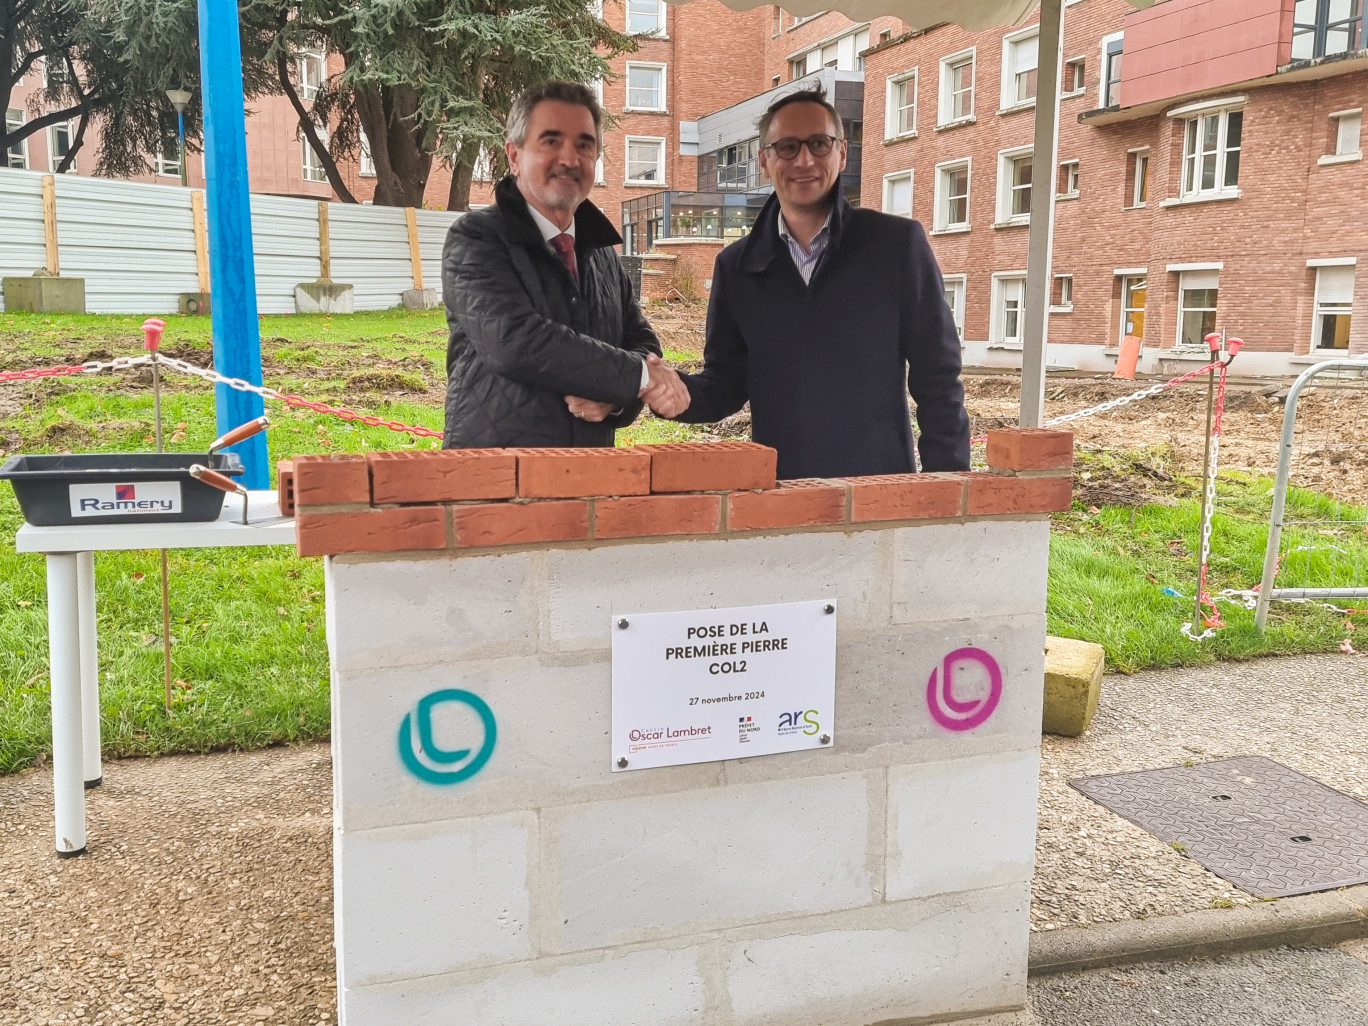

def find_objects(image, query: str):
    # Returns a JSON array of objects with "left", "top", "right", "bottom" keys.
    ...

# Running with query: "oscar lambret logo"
[
  {"left": 397, "top": 689, "right": 497, "bottom": 785},
  {"left": 925, "top": 647, "right": 1002, "bottom": 731}
]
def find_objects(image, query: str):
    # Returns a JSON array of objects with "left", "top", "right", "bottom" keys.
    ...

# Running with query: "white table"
[{"left": 15, "top": 491, "right": 295, "bottom": 857}]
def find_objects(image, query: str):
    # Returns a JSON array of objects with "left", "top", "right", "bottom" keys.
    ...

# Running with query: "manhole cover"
[{"left": 1070, "top": 756, "right": 1368, "bottom": 898}]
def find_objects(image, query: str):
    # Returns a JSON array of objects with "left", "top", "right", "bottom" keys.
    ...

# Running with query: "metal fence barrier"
[{"left": 1255, "top": 358, "right": 1368, "bottom": 630}]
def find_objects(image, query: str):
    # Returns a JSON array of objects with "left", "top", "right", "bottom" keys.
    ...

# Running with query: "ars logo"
[
  {"left": 778, "top": 709, "right": 820, "bottom": 736},
  {"left": 397, "top": 688, "right": 497, "bottom": 785},
  {"left": 925, "top": 647, "right": 1002, "bottom": 732}
]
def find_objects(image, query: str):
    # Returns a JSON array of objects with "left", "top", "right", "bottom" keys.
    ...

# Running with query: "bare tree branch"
[{"left": 276, "top": 49, "right": 357, "bottom": 204}]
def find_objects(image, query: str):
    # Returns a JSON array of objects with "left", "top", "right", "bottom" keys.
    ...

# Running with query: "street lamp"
[{"left": 165, "top": 87, "right": 193, "bottom": 187}]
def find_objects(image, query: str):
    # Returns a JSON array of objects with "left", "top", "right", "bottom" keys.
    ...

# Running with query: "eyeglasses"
[{"left": 763, "top": 134, "right": 839, "bottom": 159}]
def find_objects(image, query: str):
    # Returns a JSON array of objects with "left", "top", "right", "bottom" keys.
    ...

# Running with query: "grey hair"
[
  {"left": 506, "top": 81, "right": 605, "bottom": 148},
  {"left": 756, "top": 85, "right": 844, "bottom": 146}
]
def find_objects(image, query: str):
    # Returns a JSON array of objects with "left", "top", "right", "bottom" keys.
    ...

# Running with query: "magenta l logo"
[{"left": 926, "top": 647, "right": 1003, "bottom": 731}]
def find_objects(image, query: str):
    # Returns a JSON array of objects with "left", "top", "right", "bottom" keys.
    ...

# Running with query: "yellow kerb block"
[{"left": 1042, "top": 635, "right": 1105, "bottom": 737}]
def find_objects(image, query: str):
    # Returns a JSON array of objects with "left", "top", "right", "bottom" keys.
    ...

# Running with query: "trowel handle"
[
  {"left": 189, "top": 464, "right": 247, "bottom": 496},
  {"left": 207, "top": 416, "right": 270, "bottom": 454}
]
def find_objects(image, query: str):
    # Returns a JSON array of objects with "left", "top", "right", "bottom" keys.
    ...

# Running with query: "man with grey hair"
[{"left": 441, "top": 80, "right": 688, "bottom": 448}]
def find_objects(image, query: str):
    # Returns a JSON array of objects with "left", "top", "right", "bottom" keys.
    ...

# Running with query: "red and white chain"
[{"left": 0, "top": 354, "right": 154, "bottom": 383}]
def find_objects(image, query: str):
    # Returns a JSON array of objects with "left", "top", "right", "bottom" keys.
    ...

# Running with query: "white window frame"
[
  {"left": 1310, "top": 261, "right": 1356, "bottom": 350},
  {"left": 48, "top": 121, "right": 75, "bottom": 173},
  {"left": 624, "top": 135, "right": 666, "bottom": 186},
  {"left": 359, "top": 132, "right": 375, "bottom": 177},
  {"left": 995, "top": 146, "right": 1032, "bottom": 225},
  {"left": 5, "top": 108, "right": 28, "bottom": 169},
  {"left": 1058, "top": 159, "right": 1079, "bottom": 197},
  {"left": 1320, "top": 107, "right": 1363, "bottom": 165},
  {"left": 1129, "top": 147, "right": 1149, "bottom": 207},
  {"left": 1000, "top": 26, "right": 1039, "bottom": 111},
  {"left": 302, "top": 125, "right": 329, "bottom": 183},
  {"left": 154, "top": 148, "right": 181, "bottom": 178},
  {"left": 885, "top": 69, "right": 918, "bottom": 139},
  {"left": 1179, "top": 105, "right": 1243, "bottom": 199},
  {"left": 1051, "top": 273, "right": 1074, "bottom": 312},
  {"left": 938, "top": 47, "right": 976, "bottom": 126},
  {"left": 298, "top": 48, "right": 326, "bottom": 102},
  {"left": 882, "top": 169, "right": 913, "bottom": 218},
  {"left": 1062, "top": 55, "right": 1086, "bottom": 96},
  {"left": 1099, "top": 31, "right": 1124, "bottom": 108},
  {"left": 626, "top": 0, "right": 666, "bottom": 36},
  {"left": 991, "top": 272, "right": 1028, "bottom": 345},
  {"left": 942, "top": 274, "right": 967, "bottom": 340},
  {"left": 1175, "top": 269, "right": 1220, "bottom": 348},
  {"left": 1119, "top": 273, "right": 1148, "bottom": 345},
  {"left": 624, "top": 62, "right": 666, "bottom": 112},
  {"left": 933, "top": 157, "right": 971, "bottom": 231}
]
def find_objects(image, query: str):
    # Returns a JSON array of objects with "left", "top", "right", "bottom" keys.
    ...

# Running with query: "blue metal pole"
[{"left": 197, "top": 0, "right": 268, "bottom": 488}]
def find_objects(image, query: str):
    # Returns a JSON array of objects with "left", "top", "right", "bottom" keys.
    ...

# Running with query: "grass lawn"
[{"left": 0, "top": 309, "right": 1363, "bottom": 774}]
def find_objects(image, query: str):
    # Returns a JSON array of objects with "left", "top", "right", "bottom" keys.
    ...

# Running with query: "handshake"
[{"left": 564, "top": 353, "right": 691, "bottom": 422}]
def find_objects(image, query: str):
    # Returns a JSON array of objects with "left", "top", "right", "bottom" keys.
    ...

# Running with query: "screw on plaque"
[
  {"left": 617, "top": 618, "right": 629, "bottom": 629},
  {"left": 823, "top": 604, "right": 835, "bottom": 614},
  {"left": 616, "top": 756, "right": 628, "bottom": 768},
  {"left": 820, "top": 734, "right": 831, "bottom": 745}
]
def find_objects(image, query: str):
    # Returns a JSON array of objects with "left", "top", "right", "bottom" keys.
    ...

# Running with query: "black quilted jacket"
[{"left": 441, "top": 176, "right": 660, "bottom": 448}]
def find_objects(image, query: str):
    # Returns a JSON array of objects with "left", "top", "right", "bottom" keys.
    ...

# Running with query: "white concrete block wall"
[{"left": 328, "top": 517, "right": 1050, "bottom": 1025}]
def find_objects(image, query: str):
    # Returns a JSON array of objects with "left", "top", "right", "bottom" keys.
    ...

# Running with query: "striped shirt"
[{"left": 777, "top": 208, "right": 833, "bottom": 285}]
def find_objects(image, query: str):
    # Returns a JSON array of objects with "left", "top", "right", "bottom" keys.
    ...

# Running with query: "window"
[
  {"left": 879, "top": 28, "right": 892, "bottom": 43},
  {"left": 1326, "top": 109, "right": 1362, "bottom": 160},
  {"left": 943, "top": 275, "right": 966, "bottom": 339},
  {"left": 1177, "top": 271, "right": 1219, "bottom": 347},
  {"left": 359, "top": 133, "right": 375, "bottom": 177},
  {"left": 882, "top": 170, "right": 913, "bottom": 218},
  {"left": 1063, "top": 57, "right": 1085, "bottom": 95},
  {"left": 302, "top": 126, "right": 328, "bottom": 182},
  {"left": 627, "top": 0, "right": 665, "bottom": 35},
  {"left": 1001, "top": 28, "right": 1038, "bottom": 109},
  {"left": 1058, "top": 159, "right": 1079, "bottom": 196},
  {"left": 155, "top": 148, "right": 180, "bottom": 178},
  {"left": 625, "top": 136, "right": 665, "bottom": 184},
  {"left": 1182, "top": 108, "right": 1242, "bottom": 197},
  {"left": 625, "top": 63, "right": 665, "bottom": 111},
  {"left": 1292, "top": 0, "right": 1364, "bottom": 61},
  {"left": 5, "top": 108, "right": 26, "bottom": 169},
  {"left": 298, "top": 49, "right": 326, "bottom": 101},
  {"left": 1120, "top": 275, "right": 1147, "bottom": 343},
  {"left": 1129, "top": 148, "right": 1149, "bottom": 206},
  {"left": 886, "top": 70, "right": 917, "bottom": 138},
  {"left": 43, "top": 57, "right": 69, "bottom": 90},
  {"left": 473, "top": 147, "right": 493, "bottom": 182},
  {"left": 934, "top": 159, "right": 970, "bottom": 230},
  {"left": 992, "top": 274, "right": 1027, "bottom": 344},
  {"left": 1052, "top": 274, "right": 1074, "bottom": 310},
  {"left": 793, "top": 28, "right": 869, "bottom": 75},
  {"left": 996, "top": 147, "right": 1032, "bottom": 223},
  {"left": 1101, "top": 33, "right": 1124, "bottom": 107},
  {"left": 939, "top": 49, "right": 975, "bottom": 125},
  {"left": 49, "top": 122, "right": 74, "bottom": 172},
  {"left": 1312, "top": 263, "right": 1355, "bottom": 350}
]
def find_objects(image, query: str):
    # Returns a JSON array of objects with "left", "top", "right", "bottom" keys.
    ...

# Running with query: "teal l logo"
[{"left": 397, "top": 689, "right": 497, "bottom": 785}]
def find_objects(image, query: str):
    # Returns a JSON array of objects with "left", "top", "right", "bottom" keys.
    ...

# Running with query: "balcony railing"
[{"left": 1291, "top": 0, "right": 1365, "bottom": 61}]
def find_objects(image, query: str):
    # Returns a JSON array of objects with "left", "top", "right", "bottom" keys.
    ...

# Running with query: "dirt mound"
[
  {"left": 344, "top": 369, "right": 427, "bottom": 393},
  {"left": 26, "top": 419, "right": 147, "bottom": 450}
]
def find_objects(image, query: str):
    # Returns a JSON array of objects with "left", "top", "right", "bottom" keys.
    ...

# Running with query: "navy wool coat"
[{"left": 677, "top": 190, "right": 971, "bottom": 480}]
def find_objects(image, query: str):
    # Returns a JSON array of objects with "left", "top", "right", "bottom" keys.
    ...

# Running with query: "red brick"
[
  {"left": 276, "top": 459, "right": 295, "bottom": 517},
  {"left": 986, "top": 429, "right": 1075, "bottom": 472},
  {"left": 847, "top": 473, "right": 966, "bottom": 522},
  {"left": 638, "top": 441, "right": 778, "bottom": 493},
  {"left": 593, "top": 494, "right": 722, "bottom": 539},
  {"left": 368, "top": 449, "right": 517, "bottom": 504},
  {"left": 292, "top": 454, "right": 370, "bottom": 506},
  {"left": 453, "top": 500, "right": 590, "bottom": 547},
  {"left": 295, "top": 506, "right": 446, "bottom": 557},
  {"left": 966, "top": 473, "right": 1074, "bottom": 516},
  {"left": 727, "top": 479, "right": 848, "bottom": 531},
  {"left": 514, "top": 448, "right": 650, "bottom": 498}
]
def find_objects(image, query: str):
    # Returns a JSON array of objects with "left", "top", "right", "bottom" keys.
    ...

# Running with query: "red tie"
[{"left": 550, "top": 232, "right": 577, "bottom": 280}]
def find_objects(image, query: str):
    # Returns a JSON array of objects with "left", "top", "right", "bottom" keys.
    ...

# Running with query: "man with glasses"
[
  {"left": 660, "top": 87, "right": 969, "bottom": 479},
  {"left": 442, "top": 80, "right": 689, "bottom": 448}
]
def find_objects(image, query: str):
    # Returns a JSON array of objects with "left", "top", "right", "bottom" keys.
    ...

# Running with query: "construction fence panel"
[
  {"left": 414, "top": 208, "right": 459, "bottom": 300},
  {"left": 1255, "top": 359, "right": 1368, "bottom": 630},
  {"left": 53, "top": 175, "right": 199, "bottom": 314},
  {"left": 250, "top": 194, "right": 322, "bottom": 315},
  {"left": 0, "top": 171, "right": 49, "bottom": 308},
  {"left": 328, "top": 203, "right": 414, "bottom": 310}
]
